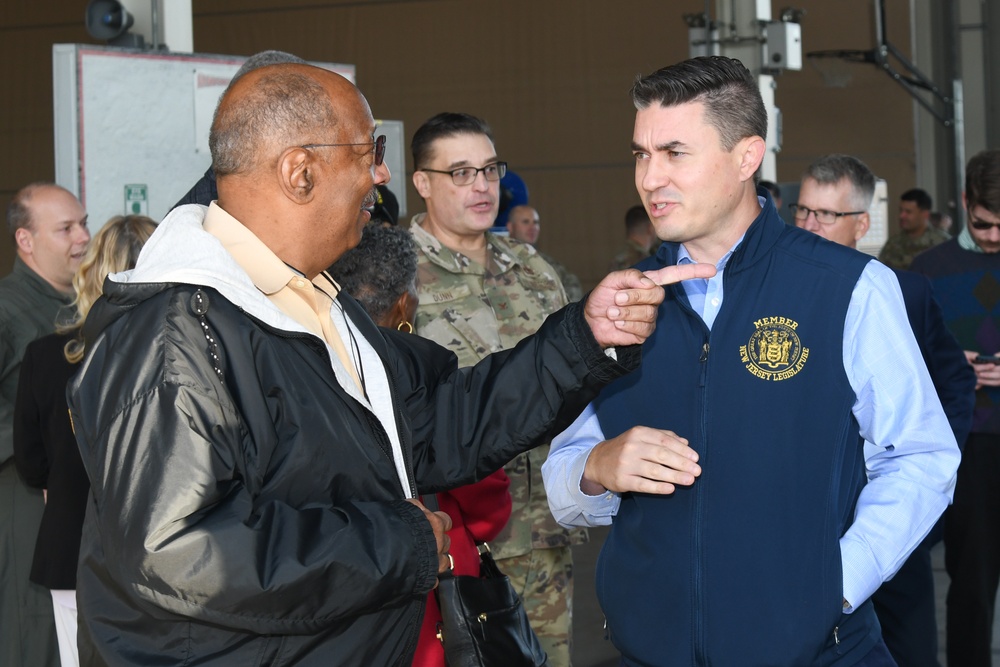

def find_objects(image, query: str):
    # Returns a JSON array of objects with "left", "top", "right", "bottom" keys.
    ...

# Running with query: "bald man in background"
[
  {"left": 1, "top": 183, "right": 89, "bottom": 667},
  {"left": 506, "top": 204, "right": 583, "bottom": 301}
]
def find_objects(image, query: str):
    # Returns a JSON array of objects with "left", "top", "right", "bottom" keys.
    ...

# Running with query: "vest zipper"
[{"left": 693, "top": 329, "right": 711, "bottom": 664}]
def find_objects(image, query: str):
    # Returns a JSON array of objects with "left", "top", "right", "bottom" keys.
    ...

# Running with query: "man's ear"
[
  {"left": 412, "top": 170, "right": 431, "bottom": 199},
  {"left": 278, "top": 147, "right": 315, "bottom": 203},
  {"left": 854, "top": 212, "right": 871, "bottom": 242},
  {"left": 737, "top": 136, "right": 766, "bottom": 181},
  {"left": 14, "top": 227, "right": 32, "bottom": 254}
]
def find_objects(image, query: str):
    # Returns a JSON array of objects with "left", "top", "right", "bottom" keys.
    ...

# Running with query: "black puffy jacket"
[{"left": 68, "top": 236, "right": 635, "bottom": 666}]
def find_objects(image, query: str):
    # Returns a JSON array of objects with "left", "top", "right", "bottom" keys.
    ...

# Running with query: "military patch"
[{"left": 739, "top": 316, "right": 809, "bottom": 381}]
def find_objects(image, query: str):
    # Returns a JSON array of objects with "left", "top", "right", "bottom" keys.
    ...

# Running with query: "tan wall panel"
[
  {"left": 0, "top": 0, "right": 920, "bottom": 279},
  {"left": 0, "top": 20, "right": 96, "bottom": 272},
  {"left": 0, "top": 1, "right": 88, "bottom": 29}
]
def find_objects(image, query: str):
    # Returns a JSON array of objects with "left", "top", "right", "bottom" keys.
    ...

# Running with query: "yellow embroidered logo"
[{"left": 739, "top": 316, "right": 809, "bottom": 381}]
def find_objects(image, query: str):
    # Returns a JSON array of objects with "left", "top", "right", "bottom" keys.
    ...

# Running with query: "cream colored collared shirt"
[{"left": 203, "top": 203, "right": 363, "bottom": 393}]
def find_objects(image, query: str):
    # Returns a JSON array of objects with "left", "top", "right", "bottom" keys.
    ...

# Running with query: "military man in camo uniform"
[
  {"left": 409, "top": 112, "right": 586, "bottom": 667},
  {"left": 610, "top": 205, "right": 658, "bottom": 270},
  {"left": 878, "top": 187, "right": 951, "bottom": 270}
]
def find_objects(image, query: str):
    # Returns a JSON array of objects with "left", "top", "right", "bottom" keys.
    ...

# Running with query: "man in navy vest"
[
  {"left": 911, "top": 149, "right": 1000, "bottom": 667},
  {"left": 542, "top": 57, "right": 960, "bottom": 666},
  {"left": 793, "top": 153, "right": 975, "bottom": 667}
]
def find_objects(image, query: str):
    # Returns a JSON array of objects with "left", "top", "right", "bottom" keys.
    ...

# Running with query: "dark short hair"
[
  {"left": 411, "top": 112, "right": 494, "bottom": 169},
  {"left": 209, "top": 68, "right": 338, "bottom": 176},
  {"left": 327, "top": 224, "right": 417, "bottom": 322},
  {"left": 630, "top": 56, "right": 767, "bottom": 151},
  {"left": 624, "top": 205, "right": 651, "bottom": 233},
  {"left": 758, "top": 180, "right": 781, "bottom": 200},
  {"left": 900, "top": 188, "right": 932, "bottom": 211},
  {"left": 371, "top": 185, "right": 399, "bottom": 226},
  {"left": 965, "top": 150, "right": 1000, "bottom": 216},
  {"left": 802, "top": 154, "right": 876, "bottom": 211},
  {"left": 7, "top": 182, "right": 66, "bottom": 237}
]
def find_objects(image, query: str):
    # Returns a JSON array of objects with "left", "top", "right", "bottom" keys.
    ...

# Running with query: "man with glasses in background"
[
  {"left": 912, "top": 149, "right": 1000, "bottom": 667},
  {"left": 794, "top": 154, "right": 975, "bottom": 667},
  {"left": 409, "top": 112, "right": 582, "bottom": 667}
]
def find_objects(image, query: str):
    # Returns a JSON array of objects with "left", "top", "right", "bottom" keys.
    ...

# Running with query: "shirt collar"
[
  {"left": 203, "top": 202, "right": 340, "bottom": 298},
  {"left": 676, "top": 234, "right": 745, "bottom": 272}
]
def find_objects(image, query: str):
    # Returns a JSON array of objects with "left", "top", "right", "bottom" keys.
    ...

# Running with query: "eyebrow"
[
  {"left": 444, "top": 156, "right": 498, "bottom": 169},
  {"left": 631, "top": 140, "right": 688, "bottom": 153}
]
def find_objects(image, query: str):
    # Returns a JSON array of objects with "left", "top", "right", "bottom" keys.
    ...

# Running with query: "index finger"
[{"left": 643, "top": 262, "right": 716, "bottom": 286}]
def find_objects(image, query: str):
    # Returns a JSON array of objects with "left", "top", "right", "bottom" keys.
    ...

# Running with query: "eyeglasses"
[
  {"left": 789, "top": 204, "right": 866, "bottom": 225},
  {"left": 301, "top": 134, "right": 386, "bottom": 166},
  {"left": 968, "top": 210, "right": 1000, "bottom": 231},
  {"left": 419, "top": 161, "right": 507, "bottom": 186}
]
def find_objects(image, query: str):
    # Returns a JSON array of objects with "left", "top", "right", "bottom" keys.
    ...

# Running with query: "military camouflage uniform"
[
  {"left": 610, "top": 239, "right": 655, "bottom": 271},
  {"left": 878, "top": 226, "right": 951, "bottom": 270},
  {"left": 410, "top": 216, "right": 587, "bottom": 667},
  {"left": 537, "top": 250, "right": 584, "bottom": 302}
]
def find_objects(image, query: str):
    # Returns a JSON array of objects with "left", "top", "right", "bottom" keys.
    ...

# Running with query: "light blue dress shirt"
[{"left": 542, "top": 237, "right": 960, "bottom": 612}]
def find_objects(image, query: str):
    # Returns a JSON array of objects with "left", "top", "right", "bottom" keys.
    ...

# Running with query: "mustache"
[{"left": 362, "top": 188, "right": 379, "bottom": 209}]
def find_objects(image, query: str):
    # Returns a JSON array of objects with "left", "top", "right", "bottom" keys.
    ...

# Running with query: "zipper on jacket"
[
  {"left": 693, "top": 329, "right": 711, "bottom": 664},
  {"left": 243, "top": 310, "right": 413, "bottom": 494}
]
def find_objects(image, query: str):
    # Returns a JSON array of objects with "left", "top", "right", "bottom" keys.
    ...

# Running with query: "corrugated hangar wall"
[{"left": 1, "top": 0, "right": 918, "bottom": 288}]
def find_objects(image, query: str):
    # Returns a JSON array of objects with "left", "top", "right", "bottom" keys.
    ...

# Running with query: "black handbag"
[{"left": 434, "top": 542, "right": 548, "bottom": 667}]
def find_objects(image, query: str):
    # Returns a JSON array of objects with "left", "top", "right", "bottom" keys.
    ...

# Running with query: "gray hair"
[
  {"left": 209, "top": 68, "right": 338, "bottom": 176},
  {"left": 231, "top": 50, "right": 306, "bottom": 84},
  {"left": 802, "top": 154, "right": 876, "bottom": 211}
]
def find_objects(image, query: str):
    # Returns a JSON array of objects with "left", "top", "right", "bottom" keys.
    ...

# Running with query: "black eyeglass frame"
[
  {"left": 418, "top": 161, "right": 508, "bottom": 186},
  {"left": 300, "top": 134, "right": 386, "bottom": 166},
  {"left": 789, "top": 204, "right": 867, "bottom": 225},
  {"left": 968, "top": 210, "right": 1000, "bottom": 231}
]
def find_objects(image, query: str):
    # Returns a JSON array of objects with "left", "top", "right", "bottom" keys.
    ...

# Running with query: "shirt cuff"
[
  {"left": 569, "top": 449, "right": 620, "bottom": 518},
  {"left": 839, "top": 535, "right": 882, "bottom": 614}
]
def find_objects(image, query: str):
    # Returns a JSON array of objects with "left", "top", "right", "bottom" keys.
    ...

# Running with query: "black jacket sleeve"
[{"left": 389, "top": 299, "right": 641, "bottom": 493}]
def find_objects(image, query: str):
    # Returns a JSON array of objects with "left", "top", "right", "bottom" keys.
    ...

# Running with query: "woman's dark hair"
[{"left": 327, "top": 224, "right": 417, "bottom": 322}]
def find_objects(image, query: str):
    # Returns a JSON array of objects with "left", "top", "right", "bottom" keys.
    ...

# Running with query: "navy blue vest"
[{"left": 594, "top": 203, "right": 878, "bottom": 666}]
